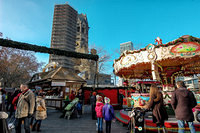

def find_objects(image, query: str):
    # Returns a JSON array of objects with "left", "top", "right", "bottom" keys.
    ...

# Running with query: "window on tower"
[
  {"left": 82, "top": 27, "right": 85, "bottom": 33},
  {"left": 77, "top": 27, "right": 80, "bottom": 32}
]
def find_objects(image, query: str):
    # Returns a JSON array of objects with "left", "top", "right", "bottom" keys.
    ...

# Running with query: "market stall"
[{"left": 28, "top": 67, "right": 86, "bottom": 109}]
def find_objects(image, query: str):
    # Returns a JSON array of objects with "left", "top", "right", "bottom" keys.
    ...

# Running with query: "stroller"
[
  {"left": 128, "top": 107, "right": 147, "bottom": 133},
  {"left": 7, "top": 114, "right": 16, "bottom": 132},
  {"left": 64, "top": 98, "right": 79, "bottom": 119}
]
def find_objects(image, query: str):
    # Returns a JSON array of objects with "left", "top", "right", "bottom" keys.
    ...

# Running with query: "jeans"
[
  {"left": 177, "top": 120, "right": 196, "bottom": 133},
  {"left": 34, "top": 120, "right": 42, "bottom": 126},
  {"left": 106, "top": 120, "right": 111, "bottom": 133},
  {"left": 15, "top": 117, "right": 30, "bottom": 133},
  {"left": 97, "top": 118, "right": 103, "bottom": 132}
]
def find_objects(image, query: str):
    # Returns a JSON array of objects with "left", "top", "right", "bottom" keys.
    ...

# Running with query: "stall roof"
[{"left": 29, "top": 67, "right": 86, "bottom": 84}]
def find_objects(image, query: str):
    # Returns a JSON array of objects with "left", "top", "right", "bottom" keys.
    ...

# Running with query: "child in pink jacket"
[{"left": 95, "top": 96, "right": 104, "bottom": 133}]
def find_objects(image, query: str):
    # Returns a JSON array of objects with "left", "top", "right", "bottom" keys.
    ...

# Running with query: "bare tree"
[
  {"left": 0, "top": 47, "right": 43, "bottom": 88},
  {"left": 90, "top": 44, "right": 111, "bottom": 73}
]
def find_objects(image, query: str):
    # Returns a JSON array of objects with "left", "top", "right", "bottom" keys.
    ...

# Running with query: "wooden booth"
[{"left": 28, "top": 67, "right": 86, "bottom": 109}]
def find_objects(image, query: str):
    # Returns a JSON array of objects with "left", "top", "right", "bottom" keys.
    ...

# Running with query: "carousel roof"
[{"left": 113, "top": 35, "right": 200, "bottom": 80}]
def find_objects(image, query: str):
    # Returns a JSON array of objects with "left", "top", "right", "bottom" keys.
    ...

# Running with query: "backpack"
[{"left": 76, "top": 102, "right": 82, "bottom": 111}]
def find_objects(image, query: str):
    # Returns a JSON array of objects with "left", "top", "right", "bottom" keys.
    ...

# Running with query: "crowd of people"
[
  {"left": 0, "top": 80, "right": 198, "bottom": 133},
  {"left": 0, "top": 84, "right": 47, "bottom": 133}
]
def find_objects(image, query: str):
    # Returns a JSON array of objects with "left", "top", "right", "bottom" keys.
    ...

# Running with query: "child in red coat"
[{"left": 95, "top": 96, "right": 104, "bottom": 133}]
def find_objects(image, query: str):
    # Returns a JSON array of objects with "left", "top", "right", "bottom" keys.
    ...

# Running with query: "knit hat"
[
  {"left": 92, "top": 92, "right": 97, "bottom": 96},
  {"left": 104, "top": 97, "right": 110, "bottom": 104},
  {"left": 96, "top": 94, "right": 100, "bottom": 99}
]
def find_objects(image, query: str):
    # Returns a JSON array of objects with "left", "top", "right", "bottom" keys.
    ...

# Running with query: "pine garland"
[{"left": 0, "top": 39, "right": 99, "bottom": 61}]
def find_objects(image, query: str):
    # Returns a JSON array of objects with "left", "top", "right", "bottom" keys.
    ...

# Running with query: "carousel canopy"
[{"left": 113, "top": 35, "right": 200, "bottom": 82}]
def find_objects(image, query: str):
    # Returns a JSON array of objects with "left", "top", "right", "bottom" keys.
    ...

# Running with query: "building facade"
[
  {"left": 49, "top": 3, "right": 78, "bottom": 70},
  {"left": 74, "top": 13, "right": 89, "bottom": 75},
  {"left": 76, "top": 13, "right": 89, "bottom": 54},
  {"left": 120, "top": 41, "right": 134, "bottom": 54}
]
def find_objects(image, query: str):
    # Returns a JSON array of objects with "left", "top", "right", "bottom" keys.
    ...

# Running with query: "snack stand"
[{"left": 28, "top": 67, "right": 86, "bottom": 109}]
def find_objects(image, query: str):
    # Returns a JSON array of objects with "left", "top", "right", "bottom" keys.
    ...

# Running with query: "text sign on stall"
[{"left": 51, "top": 82, "right": 66, "bottom": 86}]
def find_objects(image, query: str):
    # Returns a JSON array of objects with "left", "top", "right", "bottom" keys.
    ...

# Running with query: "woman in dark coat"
[
  {"left": 0, "top": 89, "right": 10, "bottom": 133},
  {"left": 146, "top": 84, "right": 168, "bottom": 133}
]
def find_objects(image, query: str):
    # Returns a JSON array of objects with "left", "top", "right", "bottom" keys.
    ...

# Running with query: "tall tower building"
[
  {"left": 49, "top": 3, "right": 78, "bottom": 70},
  {"left": 120, "top": 41, "right": 134, "bottom": 54},
  {"left": 76, "top": 13, "right": 89, "bottom": 54},
  {"left": 74, "top": 14, "right": 89, "bottom": 75}
]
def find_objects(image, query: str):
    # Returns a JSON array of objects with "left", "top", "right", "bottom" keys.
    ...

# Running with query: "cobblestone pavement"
[{"left": 11, "top": 109, "right": 129, "bottom": 133}]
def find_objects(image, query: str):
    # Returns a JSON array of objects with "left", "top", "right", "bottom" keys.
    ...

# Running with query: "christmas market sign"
[{"left": 51, "top": 82, "right": 66, "bottom": 86}]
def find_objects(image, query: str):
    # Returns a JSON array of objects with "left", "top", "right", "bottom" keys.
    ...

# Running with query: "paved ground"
[{"left": 11, "top": 109, "right": 129, "bottom": 133}]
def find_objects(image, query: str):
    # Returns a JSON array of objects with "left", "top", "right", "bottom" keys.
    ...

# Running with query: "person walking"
[
  {"left": 32, "top": 92, "right": 47, "bottom": 132},
  {"left": 15, "top": 84, "right": 35, "bottom": 133},
  {"left": 171, "top": 81, "right": 197, "bottom": 133},
  {"left": 103, "top": 97, "right": 115, "bottom": 133},
  {"left": 95, "top": 96, "right": 104, "bottom": 133},
  {"left": 90, "top": 91, "right": 97, "bottom": 120},
  {"left": 145, "top": 84, "right": 168, "bottom": 133}
]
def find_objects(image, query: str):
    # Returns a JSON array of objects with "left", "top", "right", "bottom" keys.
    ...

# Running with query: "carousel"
[{"left": 114, "top": 35, "right": 200, "bottom": 132}]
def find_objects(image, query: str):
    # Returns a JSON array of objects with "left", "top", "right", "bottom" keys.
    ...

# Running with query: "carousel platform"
[{"left": 115, "top": 109, "right": 200, "bottom": 132}]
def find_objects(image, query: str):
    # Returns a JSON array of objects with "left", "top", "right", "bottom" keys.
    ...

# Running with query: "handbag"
[
  {"left": 37, "top": 105, "right": 45, "bottom": 111},
  {"left": 37, "top": 100, "right": 45, "bottom": 111}
]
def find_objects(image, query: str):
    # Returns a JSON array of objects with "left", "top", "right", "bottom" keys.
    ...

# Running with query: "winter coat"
[
  {"left": 103, "top": 104, "right": 115, "bottom": 121},
  {"left": 0, "top": 94, "right": 10, "bottom": 133},
  {"left": 95, "top": 102, "right": 104, "bottom": 118},
  {"left": 12, "top": 93, "right": 21, "bottom": 110},
  {"left": 171, "top": 87, "right": 197, "bottom": 122},
  {"left": 69, "top": 93, "right": 75, "bottom": 101},
  {"left": 90, "top": 95, "right": 96, "bottom": 112},
  {"left": 147, "top": 92, "right": 168, "bottom": 124},
  {"left": 76, "top": 93, "right": 83, "bottom": 104},
  {"left": 35, "top": 96, "right": 47, "bottom": 120},
  {"left": 15, "top": 89, "right": 35, "bottom": 118}
]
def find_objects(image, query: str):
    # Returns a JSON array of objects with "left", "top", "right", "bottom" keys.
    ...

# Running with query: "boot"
[
  {"left": 32, "top": 123, "right": 37, "bottom": 131},
  {"left": 37, "top": 123, "right": 41, "bottom": 132}
]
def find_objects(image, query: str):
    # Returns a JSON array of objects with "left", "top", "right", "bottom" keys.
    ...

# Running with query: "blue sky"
[{"left": 1, "top": 0, "right": 200, "bottom": 75}]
